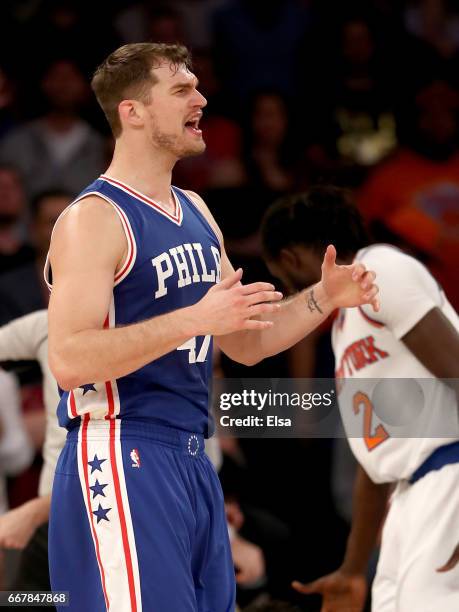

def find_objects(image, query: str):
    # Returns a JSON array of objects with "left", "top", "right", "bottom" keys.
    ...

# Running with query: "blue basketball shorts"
[{"left": 48, "top": 418, "right": 236, "bottom": 611}]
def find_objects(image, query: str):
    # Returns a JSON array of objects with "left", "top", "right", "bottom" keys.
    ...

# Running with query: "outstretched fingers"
[
  {"left": 245, "top": 290, "right": 283, "bottom": 306},
  {"left": 248, "top": 302, "right": 282, "bottom": 317},
  {"left": 351, "top": 263, "right": 367, "bottom": 281},
  {"left": 354, "top": 268, "right": 379, "bottom": 312},
  {"left": 359, "top": 270, "right": 376, "bottom": 290},
  {"left": 362, "top": 279, "right": 379, "bottom": 312},
  {"left": 239, "top": 281, "right": 276, "bottom": 295},
  {"left": 243, "top": 319, "right": 274, "bottom": 330}
]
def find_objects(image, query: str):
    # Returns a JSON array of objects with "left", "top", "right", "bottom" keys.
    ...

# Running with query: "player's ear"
[
  {"left": 279, "top": 247, "right": 297, "bottom": 271},
  {"left": 118, "top": 100, "right": 144, "bottom": 129}
]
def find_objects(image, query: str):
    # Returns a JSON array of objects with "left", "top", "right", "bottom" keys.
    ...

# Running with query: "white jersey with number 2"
[{"left": 332, "top": 244, "right": 459, "bottom": 483}]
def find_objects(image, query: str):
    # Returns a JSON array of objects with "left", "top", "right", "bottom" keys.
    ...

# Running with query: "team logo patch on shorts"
[{"left": 130, "top": 448, "right": 141, "bottom": 468}]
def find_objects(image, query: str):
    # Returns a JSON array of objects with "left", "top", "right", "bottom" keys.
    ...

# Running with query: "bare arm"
[
  {"left": 216, "top": 249, "right": 342, "bottom": 365},
  {"left": 186, "top": 191, "right": 379, "bottom": 366},
  {"left": 340, "top": 466, "right": 390, "bottom": 575},
  {"left": 402, "top": 307, "right": 459, "bottom": 573},
  {"left": 48, "top": 197, "right": 280, "bottom": 390},
  {"left": 402, "top": 307, "right": 459, "bottom": 380}
]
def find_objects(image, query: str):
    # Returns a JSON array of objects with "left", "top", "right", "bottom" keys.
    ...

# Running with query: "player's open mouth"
[{"left": 184, "top": 117, "right": 202, "bottom": 136}]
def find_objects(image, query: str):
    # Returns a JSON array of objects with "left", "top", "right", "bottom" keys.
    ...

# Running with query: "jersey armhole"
[{"left": 43, "top": 191, "right": 137, "bottom": 290}]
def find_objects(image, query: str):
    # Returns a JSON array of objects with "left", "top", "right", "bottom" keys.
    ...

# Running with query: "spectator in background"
[
  {"left": 0, "top": 368, "right": 34, "bottom": 586},
  {"left": 213, "top": 0, "right": 311, "bottom": 109},
  {"left": 358, "top": 77, "right": 459, "bottom": 309},
  {"left": 114, "top": 3, "right": 187, "bottom": 46},
  {"left": 0, "top": 370, "right": 33, "bottom": 516},
  {"left": 0, "top": 190, "right": 72, "bottom": 325},
  {"left": 194, "top": 90, "right": 300, "bottom": 303},
  {"left": 404, "top": 0, "right": 459, "bottom": 61},
  {"left": 0, "top": 166, "right": 33, "bottom": 274},
  {"left": 23, "top": 1, "right": 118, "bottom": 72},
  {"left": 303, "top": 13, "right": 398, "bottom": 184},
  {"left": 0, "top": 191, "right": 69, "bottom": 517},
  {"left": 171, "top": 0, "right": 228, "bottom": 49},
  {"left": 115, "top": 0, "right": 226, "bottom": 49},
  {"left": 0, "top": 58, "right": 105, "bottom": 199},
  {"left": 146, "top": 5, "right": 186, "bottom": 44},
  {"left": 214, "top": 91, "right": 300, "bottom": 258},
  {"left": 245, "top": 92, "right": 298, "bottom": 194}
]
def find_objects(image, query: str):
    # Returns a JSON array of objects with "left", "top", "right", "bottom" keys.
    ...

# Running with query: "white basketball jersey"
[{"left": 332, "top": 245, "right": 459, "bottom": 483}]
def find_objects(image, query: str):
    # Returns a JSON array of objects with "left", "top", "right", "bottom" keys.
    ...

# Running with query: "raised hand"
[
  {"left": 192, "top": 268, "right": 283, "bottom": 336},
  {"left": 292, "top": 569, "right": 367, "bottom": 612},
  {"left": 321, "top": 245, "right": 379, "bottom": 312}
]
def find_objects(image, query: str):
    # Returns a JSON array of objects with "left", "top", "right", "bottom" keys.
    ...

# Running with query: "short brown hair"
[{"left": 91, "top": 43, "right": 191, "bottom": 137}]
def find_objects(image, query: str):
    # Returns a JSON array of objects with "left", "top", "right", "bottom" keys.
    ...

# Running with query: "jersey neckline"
[{"left": 99, "top": 174, "right": 183, "bottom": 226}]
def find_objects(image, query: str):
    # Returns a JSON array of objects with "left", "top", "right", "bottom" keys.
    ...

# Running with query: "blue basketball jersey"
[{"left": 46, "top": 175, "right": 221, "bottom": 436}]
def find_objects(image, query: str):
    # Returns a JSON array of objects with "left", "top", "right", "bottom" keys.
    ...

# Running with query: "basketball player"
[
  {"left": 0, "top": 310, "right": 260, "bottom": 593},
  {"left": 46, "top": 44, "right": 378, "bottom": 611},
  {"left": 261, "top": 186, "right": 459, "bottom": 611}
]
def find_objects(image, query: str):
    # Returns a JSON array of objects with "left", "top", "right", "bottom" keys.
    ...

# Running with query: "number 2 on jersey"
[
  {"left": 353, "top": 391, "right": 389, "bottom": 452},
  {"left": 177, "top": 335, "right": 211, "bottom": 364}
]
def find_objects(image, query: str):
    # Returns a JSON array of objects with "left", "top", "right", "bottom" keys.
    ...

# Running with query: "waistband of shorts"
[
  {"left": 409, "top": 440, "right": 459, "bottom": 484},
  {"left": 66, "top": 419, "right": 206, "bottom": 456}
]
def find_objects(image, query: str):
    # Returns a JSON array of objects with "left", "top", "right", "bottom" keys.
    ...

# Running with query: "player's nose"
[{"left": 194, "top": 90, "right": 207, "bottom": 109}]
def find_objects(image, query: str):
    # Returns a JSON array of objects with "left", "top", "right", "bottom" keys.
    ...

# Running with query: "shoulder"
[
  {"left": 358, "top": 245, "right": 441, "bottom": 332},
  {"left": 182, "top": 188, "right": 206, "bottom": 210},
  {"left": 182, "top": 189, "right": 224, "bottom": 245},
  {"left": 359, "top": 244, "right": 439, "bottom": 295},
  {"left": 357, "top": 244, "right": 422, "bottom": 270},
  {"left": 53, "top": 194, "right": 122, "bottom": 235},
  {"left": 49, "top": 195, "right": 126, "bottom": 264},
  {"left": 358, "top": 244, "right": 437, "bottom": 289}
]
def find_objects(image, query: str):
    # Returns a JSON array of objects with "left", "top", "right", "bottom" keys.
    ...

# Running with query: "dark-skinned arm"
[
  {"left": 402, "top": 307, "right": 459, "bottom": 389},
  {"left": 340, "top": 466, "right": 390, "bottom": 576},
  {"left": 402, "top": 306, "right": 459, "bottom": 572}
]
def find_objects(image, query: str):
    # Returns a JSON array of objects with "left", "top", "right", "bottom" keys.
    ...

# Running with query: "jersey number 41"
[{"left": 177, "top": 335, "right": 212, "bottom": 364}]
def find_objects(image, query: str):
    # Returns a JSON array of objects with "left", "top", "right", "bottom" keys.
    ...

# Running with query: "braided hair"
[{"left": 261, "top": 185, "right": 369, "bottom": 261}]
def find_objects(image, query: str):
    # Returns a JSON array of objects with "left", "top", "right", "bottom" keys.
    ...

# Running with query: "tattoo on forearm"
[{"left": 306, "top": 288, "right": 323, "bottom": 314}]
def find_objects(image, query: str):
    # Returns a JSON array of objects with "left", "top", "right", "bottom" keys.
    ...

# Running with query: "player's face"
[
  {"left": 143, "top": 62, "right": 207, "bottom": 159},
  {"left": 266, "top": 246, "right": 322, "bottom": 295}
]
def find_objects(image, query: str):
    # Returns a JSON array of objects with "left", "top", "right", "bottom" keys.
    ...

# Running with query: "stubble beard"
[{"left": 151, "top": 124, "right": 206, "bottom": 160}]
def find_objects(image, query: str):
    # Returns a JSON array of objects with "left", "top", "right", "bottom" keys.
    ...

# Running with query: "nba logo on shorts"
[{"left": 130, "top": 448, "right": 141, "bottom": 468}]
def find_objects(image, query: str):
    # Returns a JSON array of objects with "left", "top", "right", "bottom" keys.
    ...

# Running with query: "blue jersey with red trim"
[{"left": 49, "top": 175, "right": 221, "bottom": 435}]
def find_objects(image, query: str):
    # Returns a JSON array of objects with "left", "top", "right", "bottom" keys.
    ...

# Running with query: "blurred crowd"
[{"left": 0, "top": 1, "right": 458, "bottom": 609}]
